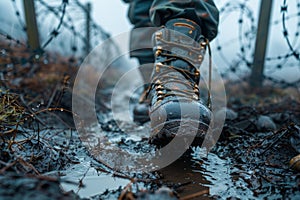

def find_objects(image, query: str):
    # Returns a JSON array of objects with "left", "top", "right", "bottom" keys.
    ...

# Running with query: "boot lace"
[{"left": 143, "top": 39, "right": 212, "bottom": 109}]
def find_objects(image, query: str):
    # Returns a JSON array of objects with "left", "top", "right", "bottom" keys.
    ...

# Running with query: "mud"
[{"left": 1, "top": 41, "right": 300, "bottom": 199}]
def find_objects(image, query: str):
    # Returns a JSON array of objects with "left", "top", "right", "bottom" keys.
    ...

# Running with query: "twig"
[
  {"left": 18, "top": 157, "right": 40, "bottom": 175},
  {"left": 179, "top": 189, "right": 209, "bottom": 200},
  {"left": 20, "top": 94, "right": 46, "bottom": 126},
  {"left": 118, "top": 181, "right": 134, "bottom": 200},
  {"left": 76, "top": 166, "right": 90, "bottom": 194},
  {"left": 48, "top": 111, "right": 74, "bottom": 129},
  {"left": 46, "top": 84, "right": 59, "bottom": 109},
  {"left": 0, "top": 160, "right": 10, "bottom": 167},
  {"left": 94, "top": 164, "right": 155, "bottom": 184},
  {"left": 261, "top": 129, "right": 289, "bottom": 155},
  {"left": 0, "top": 160, "right": 17, "bottom": 174},
  {"left": 25, "top": 174, "right": 78, "bottom": 185}
]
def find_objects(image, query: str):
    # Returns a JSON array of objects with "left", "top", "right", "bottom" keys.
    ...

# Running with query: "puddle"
[
  {"left": 191, "top": 148, "right": 255, "bottom": 199},
  {"left": 61, "top": 161, "right": 130, "bottom": 198},
  {"left": 60, "top": 62, "right": 300, "bottom": 199}
]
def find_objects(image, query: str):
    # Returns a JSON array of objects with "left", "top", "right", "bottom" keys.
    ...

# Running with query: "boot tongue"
[
  {"left": 163, "top": 18, "right": 203, "bottom": 74},
  {"left": 165, "top": 18, "right": 202, "bottom": 42}
]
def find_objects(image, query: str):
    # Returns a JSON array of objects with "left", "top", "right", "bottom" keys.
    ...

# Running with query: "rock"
[
  {"left": 256, "top": 115, "right": 276, "bottom": 131},
  {"left": 290, "top": 125, "right": 300, "bottom": 153},
  {"left": 289, "top": 154, "right": 300, "bottom": 171},
  {"left": 0, "top": 175, "right": 80, "bottom": 200},
  {"left": 216, "top": 107, "right": 238, "bottom": 121},
  {"left": 269, "top": 113, "right": 290, "bottom": 124},
  {"left": 135, "top": 187, "right": 178, "bottom": 200}
]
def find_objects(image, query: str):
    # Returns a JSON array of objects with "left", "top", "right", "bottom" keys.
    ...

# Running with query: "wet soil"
[{"left": 1, "top": 41, "right": 300, "bottom": 199}]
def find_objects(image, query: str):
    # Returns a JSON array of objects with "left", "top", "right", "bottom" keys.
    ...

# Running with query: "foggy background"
[{"left": 0, "top": 0, "right": 299, "bottom": 83}]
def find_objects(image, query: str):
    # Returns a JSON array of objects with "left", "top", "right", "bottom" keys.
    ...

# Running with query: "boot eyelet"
[
  {"left": 157, "top": 91, "right": 164, "bottom": 96},
  {"left": 198, "top": 55, "right": 203, "bottom": 61},
  {"left": 200, "top": 41, "right": 207, "bottom": 47},
  {"left": 157, "top": 96, "right": 163, "bottom": 102},
  {"left": 155, "top": 63, "right": 163, "bottom": 72},
  {"left": 193, "top": 94, "right": 199, "bottom": 100},
  {"left": 156, "top": 47, "right": 163, "bottom": 56},
  {"left": 156, "top": 50, "right": 162, "bottom": 56},
  {"left": 155, "top": 85, "right": 163, "bottom": 90},
  {"left": 155, "top": 31, "right": 162, "bottom": 39},
  {"left": 155, "top": 99, "right": 162, "bottom": 106},
  {"left": 156, "top": 65, "right": 160, "bottom": 72}
]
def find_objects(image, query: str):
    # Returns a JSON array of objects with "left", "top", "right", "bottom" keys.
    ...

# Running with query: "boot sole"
[
  {"left": 133, "top": 114, "right": 150, "bottom": 124},
  {"left": 149, "top": 119, "right": 209, "bottom": 147}
]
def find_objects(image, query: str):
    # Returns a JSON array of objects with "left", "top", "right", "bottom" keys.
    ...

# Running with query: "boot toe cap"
[{"left": 149, "top": 101, "right": 211, "bottom": 146}]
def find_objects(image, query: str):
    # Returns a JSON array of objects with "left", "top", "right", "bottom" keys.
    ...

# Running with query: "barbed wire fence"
[
  {"left": 0, "top": 0, "right": 299, "bottom": 88},
  {"left": 0, "top": 0, "right": 114, "bottom": 62},
  {"left": 213, "top": 0, "right": 300, "bottom": 88}
]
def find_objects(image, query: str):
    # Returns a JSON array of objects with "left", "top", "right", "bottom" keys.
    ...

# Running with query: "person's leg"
[
  {"left": 150, "top": 0, "right": 219, "bottom": 41},
  {"left": 123, "top": 0, "right": 156, "bottom": 123},
  {"left": 124, "top": 0, "right": 219, "bottom": 82},
  {"left": 146, "top": 0, "right": 219, "bottom": 145},
  {"left": 125, "top": 0, "right": 156, "bottom": 82}
]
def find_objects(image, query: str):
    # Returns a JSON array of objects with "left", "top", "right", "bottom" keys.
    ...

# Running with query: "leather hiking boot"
[
  {"left": 133, "top": 84, "right": 150, "bottom": 124},
  {"left": 133, "top": 60, "right": 154, "bottom": 124},
  {"left": 147, "top": 18, "right": 211, "bottom": 147}
]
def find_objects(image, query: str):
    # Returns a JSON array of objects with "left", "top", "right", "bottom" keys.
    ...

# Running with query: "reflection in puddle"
[
  {"left": 191, "top": 148, "right": 254, "bottom": 199},
  {"left": 61, "top": 106, "right": 250, "bottom": 199},
  {"left": 158, "top": 152, "right": 210, "bottom": 199},
  {"left": 158, "top": 147, "right": 256, "bottom": 199},
  {"left": 61, "top": 161, "right": 129, "bottom": 198}
]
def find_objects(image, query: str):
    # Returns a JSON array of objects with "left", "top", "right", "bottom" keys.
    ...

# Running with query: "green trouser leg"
[{"left": 150, "top": 0, "right": 219, "bottom": 41}]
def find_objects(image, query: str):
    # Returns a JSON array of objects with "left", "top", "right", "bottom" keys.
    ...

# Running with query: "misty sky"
[
  {"left": 83, "top": 0, "right": 298, "bottom": 82},
  {"left": 0, "top": 0, "right": 299, "bottom": 82}
]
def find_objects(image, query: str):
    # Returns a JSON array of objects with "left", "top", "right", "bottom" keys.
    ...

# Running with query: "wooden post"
[
  {"left": 85, "top": 3, "right": 91, "bottom": 56},
  {"left": 249, "top": 0, "right": 273, "bottom": 87},
  {"left": 23, "top": 0, "right": 40, "bottom": 50}
]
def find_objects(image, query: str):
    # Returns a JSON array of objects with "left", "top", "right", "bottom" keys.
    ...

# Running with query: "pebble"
[
  {"left": 216, "top": 107, "right": 238, "bottom": 121},
  {"left": 289, "top": 154, "right": 300, "bottom": 171},
  {"left": 136, "top": 187, "right": 178, "bottom": 200},
  {"left": 256, "top": 115, "right": 276, "bottom": 131}
]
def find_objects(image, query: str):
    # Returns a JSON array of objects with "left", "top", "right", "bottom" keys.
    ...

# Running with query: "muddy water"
[
  {"left": 61, "top": 127, "right": 300, "bottom": 199},
  {"left": 61, "top": 75, "right": 247, "bottom": 199},
  {"left": 62, "top": 162, "right": 130, "bottom": 197},
  {"left": 60, "top": 129, "right": 254, "bottom": 199},
  {"left": 61, "top": 57, "right": 300, "bottom": 199}
]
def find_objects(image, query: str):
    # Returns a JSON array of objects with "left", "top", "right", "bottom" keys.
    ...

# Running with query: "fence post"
[
  {"left": 85, "top": 3, "right": 91, "bottom": 56},
  {"left": 23, "top": 0, "right": 40, "bottom": 50},
  {"left": 249, "top": 0, "right": 273, "bottom": 87}
]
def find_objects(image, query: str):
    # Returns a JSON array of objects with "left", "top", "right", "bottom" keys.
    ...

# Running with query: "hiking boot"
[
  {"left": 133, "top": 84, "right": 150, "bottom": 124},
  {"left": 147, "top": 18, "right": 211, "bottom": 147},
  {"left": 133, "top": 58, "right": 154, "bottom": 124}
]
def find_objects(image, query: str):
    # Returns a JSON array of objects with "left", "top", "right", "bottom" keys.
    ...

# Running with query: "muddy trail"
[{"left": 1, "top": 41, "right": 300, "bottom": 200}]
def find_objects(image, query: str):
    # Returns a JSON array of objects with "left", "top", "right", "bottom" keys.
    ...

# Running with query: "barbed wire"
[
  {"left": 0, "top": 0, "right": 299, "bottom": 88},
  {"left": 214, "top": 0, "right": 300, "bottom": 88},
  {"left": 39, "top": 0, "right": 68, "bottom": 49},
  {"left": 282, "top": 0, "right": 300, "bottom": 60},
  {"left": 11, "top": 0, "right": 26, "bottom": 32},
  {"left": 263, "top": 0, "right": 300, "bottom": 88}
]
